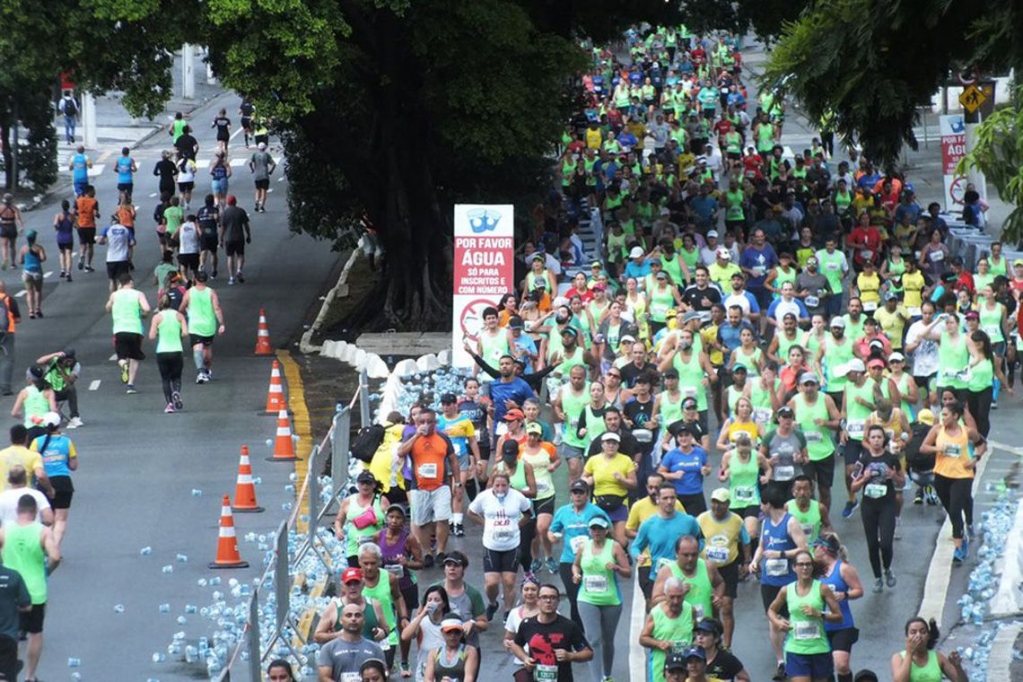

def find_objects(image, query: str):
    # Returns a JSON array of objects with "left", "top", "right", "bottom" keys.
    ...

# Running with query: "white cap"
[
  {"left": 707, "top": 230, "right": 719, "bottom": 238},
  {"left": 42, "top": 412, "right": 61, "bottom": 428},
  {"left": 629, "top": 246, "right": 645, "bottom": 259},
  {"left": 716, "top": 247, "right": 731, "bottom": 260},
  {"left": 835, "top": 358, "right": 866, "bottom": 377}
]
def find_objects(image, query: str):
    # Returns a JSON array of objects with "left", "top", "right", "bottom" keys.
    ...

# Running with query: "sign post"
[
  {"left": 939, "top": 115, "right": 967, "bottom": 211},
  {"left": 451, "top": 205, "right": 514, "bottom": 367}
]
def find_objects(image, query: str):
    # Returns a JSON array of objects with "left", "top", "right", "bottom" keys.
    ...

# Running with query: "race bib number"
[
  {"left": 929, "top": 250, "right": 945, "bottom": 263},
  {"left": 683, "top": 387, "right": 698, "bottom": 399},
  {"left": 341, "top": 674, "right": 361, "bottom": 682},
  {"left": 417, "top": 463, "right": 438, "bottom": 479},
  {"left": 801, "top": 524, "right": 814, "bottom": 538},
  {"left": 984, "top": 324, "right": 1001, "bottom": 338},
  {"left": 754, "top": 408, "right": 772, "bottom": 424},
  {"left": 794, "top": 621, "right": 819, "bottom": 640},
  {"left": 805, "top": 296, "right": 820, "bottom": 308},
  {"left": 944, "top": 444, "right": 963, "bottom": 458},
  {"left": 826, "top": 262, "right": 839, "bottom": 271},
  {"left": 535, "top": 663, "right": 559, "bottom": 681},
  {"left": 908, "top": 307, "right": 921, "bottom": 317},
  {"left": 865, "top": 483, "right": 888, "bottom": 499},
  {"left": 734, "top": 486, "right": 755, "bottom": 503},
  {"left": 651, "top": 303, "right": 669, "bottom": 317},
  {"left": 805, "top": 431, "right": 823, "bottom": 443},
  {"left": 774, "top": 465, "right": 795, "bottom": 481},
  {"left": 570, "top": 535, "right": 588, "bottom": 554},
  {"left": 846, "top": 420, "right": 865, "bottom": 438},
  {"left": 863, "top": 301, "right": 878, "bottom": 312},
  {"left": 706, "top": 546, "right": 729, "bottom": 564},
  {"left": 766, "top": 558, "right": 788, "bottom": 577},
  {"left": 584, "top": 575, "right": 608, "bottom": 593},
  {"left": 671, "top": 639, "right": 690, "bottom": 653},
  {"left": 537, "top": 481, "right": 551, "bottom": 494},
  {"left": 494, "top": 529, "right": 514, "bottom": 542},
  {"left": 859, "top": 250, "right": 873, "bottom": 261},
  {"left": 691, "top": 604, "right": 705, "bottom": 620},
  {"left": 385, "top": 564, "right": 404, "bottom": 576}
]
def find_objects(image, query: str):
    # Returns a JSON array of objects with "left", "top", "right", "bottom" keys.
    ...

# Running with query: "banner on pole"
[
  {"left": 451, "top": 205, "right": 514, "bottom": 368},
  {"left": 940, "top": 115, "right": 967, "bottom": 210}
]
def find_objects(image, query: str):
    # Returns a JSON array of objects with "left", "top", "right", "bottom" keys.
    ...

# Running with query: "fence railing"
[{"left": 215, "top": 382, "right": 363, "bottom": 681}]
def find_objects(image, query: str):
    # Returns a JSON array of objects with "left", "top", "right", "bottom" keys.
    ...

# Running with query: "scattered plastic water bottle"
[
  {"left": 185, "top": 646, "right": 198, "bottom": 663},
  {"left": 176, "top": 616, "right": 187, "bottom": 624},
  {"left": 113, "top": 604, "right": 125, "bottom": 613},
  {"left": 152, "top": 652, "right": 166, "bottom": 663},
  {"left": 68, "top": 657, "right": 81, "bottom": 667},
  {"left": 161, "top": 565, "right": 173, "bottom": 574},
  {"left": 197, "top": 578, "right": 207, "bottom": 587},
  {"left": 139, "top": 546, "right": 152, "bottom": 556},
  {"left": 185, "top": 604, "right": 197, "bottom": 614},
  {"left": 209, "top": 577, "right": 221, "bottom": 586},
  {"left": 253, "top": 477, "right": 262, "bottom": 485},
  {"left": 71, "top": 674, "right": 82, "bottom": 681},
  {"left": 158, "top": 603, "right": 170, "bottom": 613},
  {"left": 176, "top": 554, "right": 188, "bottom": 563},
  {"left": 191, "top": 489, "right": 202, "bottom": 497}
]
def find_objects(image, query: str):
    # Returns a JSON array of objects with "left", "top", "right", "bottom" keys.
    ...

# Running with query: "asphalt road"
[{"left": 11, "top": 91, "right": 341, "bottom": 680}]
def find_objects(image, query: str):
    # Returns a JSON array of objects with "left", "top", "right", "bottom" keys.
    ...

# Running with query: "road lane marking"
[
  {"left": 918, "top": 444, "right": 994, "bottom": 621},
  {"left": 109, "top": 353, "right": 117, "bottom": 361},
  {"left": 44, "top": 272, "right": 53, "bottom": 279},
  {"left": 13, "top": 291, "right": 25, "bottom": 298},
  {"left": 629, "top": 565, "right": 646, "bottom": 678},
  {"left": 988, "top": 439, "right": 1023, "bottom": 456},
  {"left": 89, "top": 380, "right": 101, "bottom": 391}
]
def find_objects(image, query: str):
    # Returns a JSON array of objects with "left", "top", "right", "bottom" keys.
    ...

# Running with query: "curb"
[{"left": 987, "top": 623, "right": 1021, "bottom": 680}]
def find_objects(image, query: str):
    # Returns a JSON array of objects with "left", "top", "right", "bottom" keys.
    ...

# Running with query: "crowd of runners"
[{"left": 314, "top": 24, "right": 990, "bottom": 682}]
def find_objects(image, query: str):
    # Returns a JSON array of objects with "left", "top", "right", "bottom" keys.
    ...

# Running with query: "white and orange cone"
[
  {"left": 209, "top": 495, "right": 250, "bottom": 569},
  {"left": 265, "top": 360, "right": 286, "bottom": 414},
  {"left": 254, "top": 309, "right": 272, "bottom": 356},
  {"left": 231, "top": 446, "right": 264, "bottom": 513},
  {"left": 268, "top": 409, "right": 297, "bottom": 461}
]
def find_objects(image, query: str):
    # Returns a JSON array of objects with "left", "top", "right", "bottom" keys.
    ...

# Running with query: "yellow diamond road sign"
[{"left": 960, "top": 85, "right": 986, "bottom": 114}]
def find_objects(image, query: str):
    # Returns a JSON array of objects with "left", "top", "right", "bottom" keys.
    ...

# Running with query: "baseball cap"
[
  {"left": 884, "top": 290, "right": 898, "bottom": 301},
  {"left": 601, "top": 431, "right": 621, "bottom": 443},
  {"left": 341, "top": 567, "right": 364, "bottom": 584},
  {"left": 706, "top": 230, "right": 719, "bottom": 238},
  {"left": 710, "top": 488, "right": 730, "bottom": 503},
  {"left": 525, "top": 422, "right": 543, "bottom": 436},
  {"left": 620, "top": 334, "right": 637, "bottom": 344},
  {"left": 965, "top": 310, "right": 980, "bottom": 320},
  {"left": 837, "top": 358, "right": 866, "bottom": 376},
  {"left": 694, "top": 618, "right": 723, "bottom": 636},
  {"left": 588, "top": 516, "right": 610, "bottom": 529},
  {"left": 569, "top": 479, "right": 589, "bottom": 493},
  {"left": 682, "top": 310, "right": 701, "bottom": 324},
  {"left": 682, "top": 397, "right": 698, "bottom": 410},
  {"left": 776, "top": 406, "right": 795, "bottom": 418},
  {"left": 591, "top": 261, "right": 603, "bottom": 269},
  {"left": 442, "top": 552, "right": 467, "bottom": 567},
  {"left": 561, "top": 327, "right": 579, "bottom": 338},
  {"left": 664, "top": 653, "right": 687, "bottom": 671},
  {"left": 257, "top": 141, "right": 267, "bottom": 150},
  {"left": 917, "top": 409, "right": 936, "bottom": 426},
  {"left": 440, "top": 392, "right": 458, "bottom": 404},
  {"left": 356, "top": 470, "right": 377, "bottom": 484},
  {"left": 531, "top": 253, "right": 545, "bottom": 262},
  {"left": 799, "top": 372, "right": 819, "bottom": 385},
  {"left": 41, "top": 412, "right": 61, "bottom": 428},
  {"left": 716, "top": 247, "right": 731, "bottom": 260},
  {"left": 866, "top": 358, "right": 886, "bottom": 370},
  {"left": 656, "top": 271, "right": 668, "bottom": 280},
  {"left": 830, "top": 317, "right": 846, "bottom": 329},
  {"left": 853, "top": 671, "right": 880, "bottom": 682},
  {"left": 503, "top": 409, "right": 525, "bottom": 421},
  {"left": 732, "top": 364, "right": 747, "bottom": 374},
  {"left": 507, "top": 315, "right": 524, "bottom": 329},
  {"left": 663, "top": 368, "right": 679, "bottom": 379},
  {"left": 500, "top": 440, "right": 520, "bottom": 458},
  {"left": 630, "top": 246, "right": 645, "bottom": 259},
  {"left": 888, "top": 352, "right": 905, "bottom": 363},
  {"left": 684, "top": 646, "right": 706, "bottom": 661},
  {"left": 385, "top": 504, "right": 406, "bottom": 517},
  {"left": 1014, "top": 259, "right": 1023, "bottom": 267}
]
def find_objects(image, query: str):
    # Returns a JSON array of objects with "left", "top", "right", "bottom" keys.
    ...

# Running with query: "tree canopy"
[{"left": 758, "top": 0, "right": 1023, "bottom": 165}]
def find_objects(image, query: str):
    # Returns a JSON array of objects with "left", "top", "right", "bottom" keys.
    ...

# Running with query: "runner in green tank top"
[
  {"left": 820, "top": 330, "right": 854, "bottom": 395},
  {"left": 106, "top": 275, "right": 152, "bottom": 392},
  {"left": 721, "top": 436, "right": 765, "bottom": 512},
  {"left": 663, "top": 549, "right": 716, "bottom": 622},
  {"left": 359, "top": 545, "right": 402, "bottom": 648},
  {"left": 669, "top": 339, "right": 712, "bottom": 412},
  {"left": 843, "top": 370, "right": 874, "bottom": 445},
  {"left": 179, "top": 273, "right": 224, "bottom": 384},
  {"left": 790, "top": 387, "right": 837, "bottom": 463},
  {"left": 786, "top": 478, "right": 825, "bottom": 544},
  {"left": 655, "top": 384, "right": 685, "bottom": 433},
  {"left": 936, "top": 325, "right": 969, "bottom": 391},
  {"left": 1, "top": 519, "right": 51, "bottom": 606},
  {"left": 641, "top": 585, "right": 694, "bottom": 682},
  {"left": 148, "top": 300, "right": 188, "bottom": 412},
  {"left": 16, "top": 381, "right": 54, "bottom": 430}
]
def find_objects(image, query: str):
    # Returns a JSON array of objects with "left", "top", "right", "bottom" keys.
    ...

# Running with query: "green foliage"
[
  {"left": 762, "top": 0, "right": 1023, "bottom": 166},
  {"left": 959, "top": 87, "right": 1023, "bottom": 244}
]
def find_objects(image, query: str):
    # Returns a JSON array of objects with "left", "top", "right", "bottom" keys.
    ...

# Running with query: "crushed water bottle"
[
  {"left": 113, "top": 604, "right": 125, "bottom": 613},
  {"left": 158, "top": 603, "right": 170, "bottom": 613},
  {"left": 139, "top": 546, "right": 152, "bottom": 556},
  {"left": 176, "top": 553, "right": 188, "bottom": 563},
  {"left": 68, "top": 657, "right": 81, "bottom": 667},
  {"left": 185, "top": 604, "right": 197, "bottom": 614},
  {"left": 161, "top": 565, "right": 173, "bottom": 574},
  {"left": 191, "top": 488, "right": 202, "bottom": 497},
  {"left": 152, "top": 652, "right": 166, "bottom": 663}
]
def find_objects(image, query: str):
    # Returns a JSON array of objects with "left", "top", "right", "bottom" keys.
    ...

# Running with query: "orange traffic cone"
[
  {"left": 209, "top": 495, "right": 250, "bottom": 569},
  {"left": 265, "top": 360, "right": 286, "bottom": 414},
  {"left": 231, "top": 446, "right": 264, "bottom": 513},
  {"left": 268, "top": 409, "right": 298, "bottom": 461},
  {"left": 254, "top": 309, "right": 273, "bottom": 356}
]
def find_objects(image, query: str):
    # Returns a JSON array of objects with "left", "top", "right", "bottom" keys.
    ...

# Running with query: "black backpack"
[
  {"left": 62, "top": 97, "right": 78, "bottom": 116},
  {"left": 351, "top": 424, "right": 386, "bottom": 463},
  {"left": 904, "top": 422, "right": 935, "bottom": 472}
]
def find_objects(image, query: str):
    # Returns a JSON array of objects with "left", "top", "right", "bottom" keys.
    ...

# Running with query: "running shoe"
[
  {"left": 914, "top": 488, "right": 924, "bottom": 505},
  {"left": 453, "top": 523, "right": 465, "bottom": 537},
  {"left": 422, "top": 553, "right": 434, "bottom": 569},
  {"left": 236, "top": 272, "right": 245, "bottom": 283},
  {"left": 485, "top": 602, "right": 499, "bottom": 622},
  {"left": 894, "top": 517, "right": 902, "bottom": 540},
  {"left": 925, "top": 486, "right": 939, "bottom": 506},
  {"left": 399, "top": 661, "right": 411, "bottom": 678},
  {"left": 531, "top": 559, "right": 543, "bottom": 574},
  {"left": 961, "top": 537, "right": 970, "bottom": 559},
  {"left": 772, "top": 662, "right": 786, "bottom": 681},
  {"left": 126, "top": 384, "right": 137, "bottom": 394},
  {"left": 435, "top": 552, "right": 446, "bottom": 565},
  {"left": 165, "top": 403, "right": 176, "bottom": 413},
  {"left": 885, "top": 569, "right": 897, "bottom": 588},
  {"left": 991, "top": 400, "right": 998, "bottom": 410},
  {"left": 120, "top": 362, "right": 129, "bottom": 384},
  {"left": 546, "top": 557, "right": 558, "bottom": 574},
  {"left": 873, "top": 577, "right": 883, "bottom": 593},
  {"left": 67, "top": 417, "right": 84, "bottom": 429},
  {"left": 84, "top": 265, "right": 95, "bottom": 272},
  {"left": 66, "top": 274, "right": 72, "bottom": 282},
  {"left": 172, "top": 392, "right": 183, "bottom": 410},
  {"left": 77, "top": 259, "right": 84, "bottom": 271},
  {"left": 228, "top": 277, "right": 236, "bottom": 285},
  {"left": 35, "top": 310, "right": 42, "bottom": 319},
  {"left": 211, "top": 270, "right": 218, "bottom": 279},
  {"left": 952, "top": 547, "right": 964, "bottom": 565},
  {"left": 841, "top": 499, "right": 859, "bottom": 518},
  {"left": 523, "top": 570, "right": 537, "bottom": 584},
  {"left": 59, "top": 270, "right": 66, "bottom": 278}
]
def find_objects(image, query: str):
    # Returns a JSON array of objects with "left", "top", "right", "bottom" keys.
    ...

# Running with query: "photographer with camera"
[{"left": 36, "top": 348, "right": 82, "bottom": 429}]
